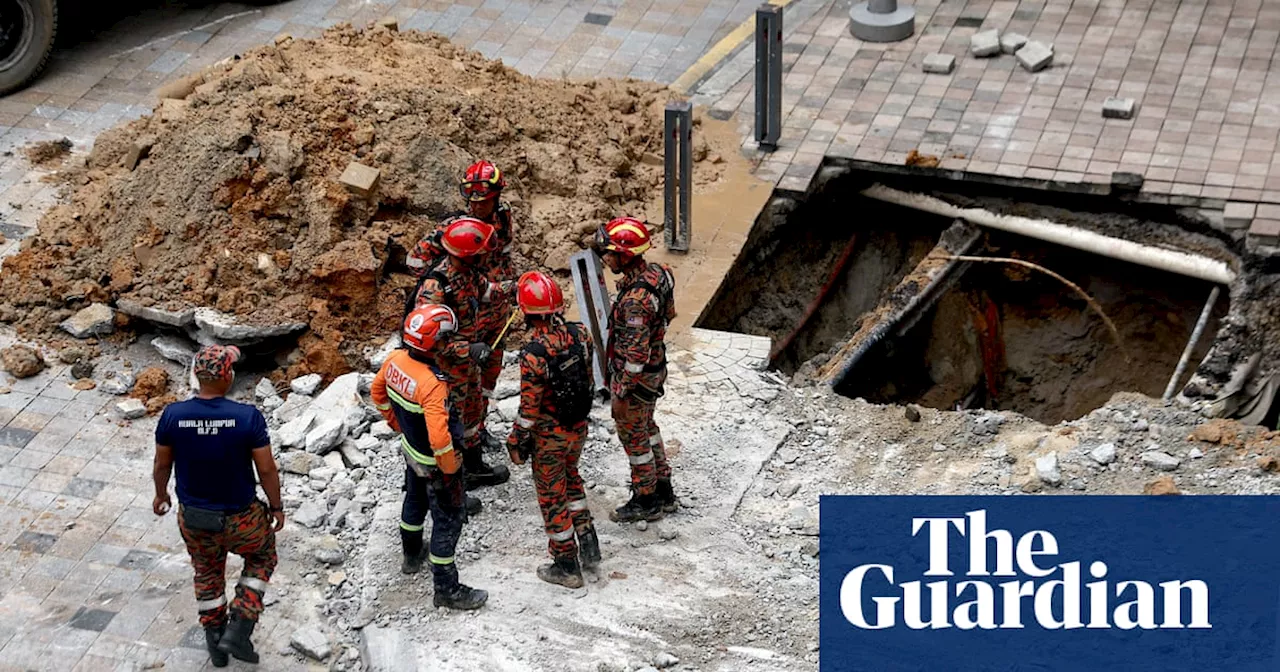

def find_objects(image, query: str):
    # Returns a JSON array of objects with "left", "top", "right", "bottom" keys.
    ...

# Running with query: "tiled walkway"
[{"left": 704, "top": 0, "right": 1280, "bottom": 248}]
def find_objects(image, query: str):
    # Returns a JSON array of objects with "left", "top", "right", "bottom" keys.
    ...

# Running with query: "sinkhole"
[{"left": 698, "top": 173, "right": 1230, "bottom": 425}]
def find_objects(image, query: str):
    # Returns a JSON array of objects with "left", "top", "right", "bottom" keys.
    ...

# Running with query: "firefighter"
[
  {"left": 594, "top": 217, "right": 679, "bottom": 523},
  {"left": 152, "top": 345, "right": 283, "bottom": 667},
  {"left": 407, "top": 217, "right": 511, "bottom": 490},
  {"left": 406, "top": 161, "right": 518, "bottom": 454},
  {"left": 371, "top": 305, "right": 489, "bottom": 611},
  {"left": 506, "top": 271, "right": 601, "bottom": 588},
  {"left": 460, "top": 161, "right": 519, "bottom": 453}
]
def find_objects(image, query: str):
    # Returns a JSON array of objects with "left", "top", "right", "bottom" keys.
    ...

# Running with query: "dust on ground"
[
  {"left": 23, "top": 138, "right": 72, "bottom": 167},
  {"left": 0, "top": 23, "right": 737, "bottom": 378}
]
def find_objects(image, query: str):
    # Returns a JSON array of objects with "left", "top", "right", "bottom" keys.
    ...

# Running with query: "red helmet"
[
  {"left": 516, "top": 271, "right": 564, "bottom": 315},
  {"left": 403, "top": 304, "right": 457, "bottom": 352},
  {"left": 460, "top": 160, "right": 505, "bottom": 202},
  {"left": 596, "top": 217, "right": 652, "bottom": 257},
  {"left": 441, "top": 217, "right": 495, "bottom": 258}
]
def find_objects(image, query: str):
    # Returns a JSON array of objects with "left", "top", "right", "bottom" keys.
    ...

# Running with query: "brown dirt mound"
[{"left": 0, "top": 24, "right": 720, "bottom": 375}]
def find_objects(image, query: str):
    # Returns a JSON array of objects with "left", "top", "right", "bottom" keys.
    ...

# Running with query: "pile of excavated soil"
[{"left": 0, "top": 24, "right": 728, "bottom": 377}]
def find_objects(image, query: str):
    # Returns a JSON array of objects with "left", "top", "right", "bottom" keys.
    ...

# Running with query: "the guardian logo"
[{"left": 841, "top": 510, "right": 1212, "bottom": 631}]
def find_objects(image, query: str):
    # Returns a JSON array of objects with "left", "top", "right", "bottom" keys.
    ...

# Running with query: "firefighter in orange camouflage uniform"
[
  {"left": 406, "top": 217, "right": 511, "bottom": 490},
  {"left": 595, "top": 217, "right": 679, "bottom": 523},
  {"left": 406, "top": 161, "right": 519, "bottom": 453},
  {"left": 506, "top": 271, "right": 601, "bottom": 588}
]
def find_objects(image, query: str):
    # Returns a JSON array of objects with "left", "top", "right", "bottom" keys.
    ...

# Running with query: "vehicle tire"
[{"left": 0, "top": 0, "right": 56, "bottom": 96}]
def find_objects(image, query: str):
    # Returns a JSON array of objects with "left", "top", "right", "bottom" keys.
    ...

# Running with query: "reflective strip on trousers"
[
  {"left": 567, "top": 499, "right": 589, "bottom": 512},
  {"left": 197, "top": 596, "right": 227, "bottom": 611},
  {"left": 401, "top": 436, "right": 437, "bottom": 466},
  {"left": 400, "top": 520, "right": 425, "bottom": 532},
  {"left": 624, "top": 361, "right": 645, "bottom": 373},
  {"left": 649, "top": 433, "right": 663, "bottom": 446},
  {"left": 516, "top": 416, "right": 535, "bottom": 429},
  {"left": 628, "top": 451, "right": 654, "bottom": 465},
  {"left": 548, "top": 527, "right": 575, "bottom": 542},
  {"left": 238, "top": 576, "right": 269, "bottom": 593},
  {"left": 428, "top": 554, "right": 454, "bottom": 566}
]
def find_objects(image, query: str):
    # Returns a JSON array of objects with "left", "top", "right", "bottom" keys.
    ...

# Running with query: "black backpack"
[{"left": 525, "top": 323, "right": 593, "bottom": 426}]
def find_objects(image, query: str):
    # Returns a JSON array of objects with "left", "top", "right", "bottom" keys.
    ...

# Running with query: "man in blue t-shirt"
[{"left": 152, "top": 345, "right": 283, "bottom": 668}]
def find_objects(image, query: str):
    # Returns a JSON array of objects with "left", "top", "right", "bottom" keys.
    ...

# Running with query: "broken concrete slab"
[
  {"left": 60, "top": 303, "right": 115, "bottom": 339},
  {"left": 371, "top": 421, "right": 396, "bottom": 439},
  {"left": 151, "top": 335, "right": 196, "bottom": 366},
  {"left": 278, "top": 412, "right": 316, "bottom": 449},
  {"left": 310, "top": 372, "right": 364, "bottom": 424},
  {"left": 279, "top": 451, "right": 322, "bottom": 475},
  {"left": 970, "top": 29, "right": 1001, "bottom": 57},
  {"left": 1016, "top": 41, "right": 1054, "bottom": 72},
  {"left": 1141, "top": 450, "right": 1181, "bottom": 471},
  {"left": 291, "top": 374, "right": 322, "bottom": 395},
  {"left": 1000, "top": 32, "right": 1027, "bottom": 53},
  {"left": 273, "top": 393, "right": 314, "bottom": 425},
  {"left": 376, "top": 16, "right": 399, "bottom": 31},
  {"left": 1102, "top": 97, "right": 1136, "bottom": 119},
  {"left": 117, "top": 398, "right": 147, "bottom": 419},
  {"left": 306, "top": 418, "right": 345, "bottom": 454},
  {"left": 255, "top": 377, "right": 278, "bottom": 400},
  {"left": 192, "top": 308, "right": 308, "bottom": 344},
  {"left": 293, "top": 499, "right": 327, "bottom": 528},
  {"left": 116, "top": 298, "right": 195, "bottom": 327},
  {"left": 341, "top": 441, "right": 372, "bottom": 469},
  {"left": 361, "top": 627, "right": 416, "bottom": 672},
  {"left": 922, "top": 53, "right": 955, "bottom": 74},
  {"left": 340, "top": 162, "right": 381, "bottom": 197}
]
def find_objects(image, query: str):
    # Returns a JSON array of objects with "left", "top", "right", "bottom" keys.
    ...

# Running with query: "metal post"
[
  {"left": 1162, "top": 285, "right": 1221, "bottom": 402},
  {"left": 849, "top": 0, "right": 915, "bottom": 42},
  {"left": 664, "top": 101, "right": 692, "bottom": 253},
  {"left": 754, "top": 4, "right": 782, "bottom": 150},
  {"left": 569, "top": 249, "right": 611, "bottom": 392}
]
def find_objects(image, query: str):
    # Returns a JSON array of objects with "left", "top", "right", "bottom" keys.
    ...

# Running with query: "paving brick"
[
  {"left": 1223, "top": 201, "right": 1256, "bottom": 229},
  {"left": 970, "top": 29, "right": 1001, "bottom": 58},
  {"left": 1249, "top": 218, "right": 1280, "bottom": 246},
  {"left": 922, "top": 54, "right": 955, "bottom": 75},
  {"left": 1017, "top": 41, "right": 1054, "bottom": 73},
  {"left": 1000, "top": 32, "right": 1028, "bottom": 54},
  {"left": 1102, "top": 97, "right": 1137, "bottom": 120}
]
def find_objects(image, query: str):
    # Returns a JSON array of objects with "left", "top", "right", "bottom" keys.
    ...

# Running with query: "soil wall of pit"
[{"left": 838, "top": 231, "right": 1229, "bottom": 424}]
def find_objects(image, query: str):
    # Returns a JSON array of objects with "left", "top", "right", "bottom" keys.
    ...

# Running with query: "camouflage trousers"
[
  {"left": 531, "top": 424, "right": 592, "bottom": 559},
  {"left": 178, "top": 501, "right": 277, "bottom": 628},
  {"left": 612, "top": 393, "right": 670, "bottom": 496}
]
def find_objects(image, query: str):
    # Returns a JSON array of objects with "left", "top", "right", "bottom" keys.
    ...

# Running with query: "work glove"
[
  {"left": 508, "top": 430, "right": 534, "bottom": 466},
  {"left": 468, "top": 342, "right": 492, "bottom": 364}
]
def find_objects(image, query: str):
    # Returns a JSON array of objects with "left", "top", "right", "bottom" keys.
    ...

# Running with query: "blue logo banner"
[{"left": 819, "top": 496, "right": 1280, "bottom": 671}]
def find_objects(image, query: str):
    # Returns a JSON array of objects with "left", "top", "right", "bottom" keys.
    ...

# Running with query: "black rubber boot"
[
  {"left": 656, "top": 478, "right": 679, "bottom": 513},
  {"left": 466, "top": 494, "right": 483, "bottom": 516},
  {"left": 401, "top": 528, "right": 425, "bottom": 575},
  {"left": 537, "top": 556, "right": 585, "bottom": 589},
  {"left": 478, "top": 427, "right": 504, "bottom": 452},
  {"left": 610, "top": 491, "right": 664, "bottom": 523},
  {"left": 205, "top": 625, "right": 228, "bottom": 668},
  {"left": 431, "top": 564, "right": 488, "bottom": 610},
  {"left": 464, "top": 448, "right": 510, "bottom": 490},
  {"left": 577, "top": 525, "right": 602, "bottom": 570},
  {"left": 216, "top": 615, "right": 258, "bottom": 664}
]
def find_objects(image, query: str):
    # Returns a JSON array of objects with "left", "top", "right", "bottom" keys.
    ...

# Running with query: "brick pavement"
[
  {"left": 702, "top": 0, "right": 1280, "bottom": 250},
  {"left": 0, "top": 0, "right": 1276, "bottom": 667}
]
